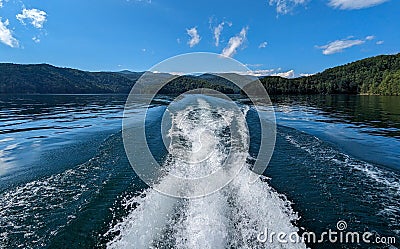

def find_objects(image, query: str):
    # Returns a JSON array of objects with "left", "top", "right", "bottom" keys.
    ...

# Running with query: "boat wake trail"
[{"left": 106, "top": 96, "right": 306, "bottom": 249}]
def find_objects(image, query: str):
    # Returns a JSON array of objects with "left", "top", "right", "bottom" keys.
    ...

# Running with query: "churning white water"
[{"left": 106, "top": 96, "right": 306, "bottom": 249}]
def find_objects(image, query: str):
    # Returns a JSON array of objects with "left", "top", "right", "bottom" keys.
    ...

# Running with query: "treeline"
[
  {"left": 0, "top": 64, "right": 141, "bottom": 94},
  {"left": 259, "top": 53, "right": 400, "bottom": 95},
  {"left": 0, "top": 64, "right": 236, "bottom": 94},
  {"left": 1, "top": 53, "right": 399, "bottom": 95},
  {"left": 159, "top": 75, "right": 236, "bottom": 94}
]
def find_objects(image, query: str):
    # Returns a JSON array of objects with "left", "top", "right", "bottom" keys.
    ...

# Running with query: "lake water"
[{"left": 0, "top": 94, "right": 399, "bottom": 248}]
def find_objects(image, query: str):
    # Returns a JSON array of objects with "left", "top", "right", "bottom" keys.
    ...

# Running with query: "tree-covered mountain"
[
  {"left": 0, "top": 64, "right": 237, "bottom": 94},
  {"left": 0, "top": 64, "right": 140, "bottom": 94},
  {"left": 158, "top": 75, "right": 237, "bottom": 94},
  {"left": 258, "top": 53, "right": 400, "bottom": 95},
  {"left": 1, "top": 53, "right": 399, "bottom": 95},
  {"left": 0, "top": 64, "right": 245, "bottom": 94},
  {"left": 197, "top": 73, "right": 241, "bottom": 94}
]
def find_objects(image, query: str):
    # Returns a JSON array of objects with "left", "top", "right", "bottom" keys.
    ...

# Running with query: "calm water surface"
[{"left": 0, "top": 94, "right": 399, "bottom": 248}]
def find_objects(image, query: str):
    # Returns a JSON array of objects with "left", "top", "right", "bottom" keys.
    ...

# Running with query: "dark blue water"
[{"left": 0, "top": 94, "right": 399, "bottom": 248}]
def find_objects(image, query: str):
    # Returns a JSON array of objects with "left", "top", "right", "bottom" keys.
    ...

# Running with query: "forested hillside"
[
  {"left": 0, "top": 64, "right": 235, "bottom": 94},
  {"left": 259, "top": 53, "right": 400, "bottom": 95},
  {"left": 0, "top": 64, "right": 140, "bottom": 94},
  {"left": 1, "top": 53, "right": 399, "bottom": 95}
]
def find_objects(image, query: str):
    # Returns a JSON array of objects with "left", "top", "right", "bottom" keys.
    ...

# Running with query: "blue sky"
[{"left": 0, "top": 0, "right": 399, "bottom": 77}]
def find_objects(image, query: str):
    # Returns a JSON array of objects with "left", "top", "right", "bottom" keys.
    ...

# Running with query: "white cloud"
[
  {"left": 366, "top": 35, "right": 375, "bottom": 41},
  {"left": 237, "top": 68, "right": 295, "bottom": 78},
  {"left": 269, "top": 0, "right": 307, "bottom": 14},
  {"left": 269, "top": 0, "right": 387, "bottom": 14},
  {"left": 259, "top": 41, "right": 268, "bottom": 48},
  {"left": 317, "top": 38, "right": 365, "bottom": 55},
  {"left": 300, "top": 73, "right": 315, "bottom": 77},
  {"left": 328, "top": 0, "right": 388, "bottom": 9},
  {"left": 245, "top": 63, "right": 264, "bottom": 68},
  {"left": 376, "top": 40, "right": 384, "bottom": 45},
  {"left": 186, "top": 27, "right": 200, "bottom": 47},
  {"left": 16, "top": 8, "right": 47, "bottom": 29},
  {"left": 0, "top": 0, "right": 3, "bottom": 8},
  {"left": 209, "top": 18, "right": 232, "bottom": 47},
  {"left": 213, "top": 22, "right": 224, "bottom": 47},
  {"left": 0, "top": 18, "right": 19, "bottom": 48},
  {"left": 241, "top": 69, "right": 276, "bottom": 77},
  {"left": 221, "top": 27, "right": 248, "bottom": 58},
  {"left": 272, "top": 69, "right": 295, "bottom": 78},
  {"left": 32, "top": 36, "right": 40, "bottom": 43},
  {"left": 152, "top": 70, "right": 185, "bottom": 76}
]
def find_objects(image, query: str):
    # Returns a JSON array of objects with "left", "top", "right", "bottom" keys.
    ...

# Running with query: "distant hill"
[
  {"left": 0, "top": 64, "right": 140, "bottom": 94},
  {"left": 258, "top": 53, "right": 400, "bottom": 95},
  {"left": 0, "top": 64, "right": 238, "bottom": 94},
  {"left": 197, "top": 73, "right": 241, "bottom": 94},
  {"left": 0, "top": 64, "right": 245, "bottom": 94},
  {"left": 158, "top": 74, "right": 239, "bottom": 94},
  {"left": 1, "top": 53, "right": 399, "bottom": 95}
]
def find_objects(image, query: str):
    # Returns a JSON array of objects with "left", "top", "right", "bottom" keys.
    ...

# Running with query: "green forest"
[
  {"left": 0, "top": 53, "right": 399, "bottom": 95},
  {"left": 259, "top": 53, "right": 400, "bottom": 95},
  {"left": 0, "top": 63, "right": 141, "bottom": 94}
]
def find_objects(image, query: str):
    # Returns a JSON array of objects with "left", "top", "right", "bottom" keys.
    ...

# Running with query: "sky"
[{"left": 0, "top": 0, "right": 399, "bottom": 77}]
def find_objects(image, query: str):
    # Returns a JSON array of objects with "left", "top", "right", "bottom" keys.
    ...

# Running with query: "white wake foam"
[{"left": 107, "top": 96, "right": 305, "bottom": 249}]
